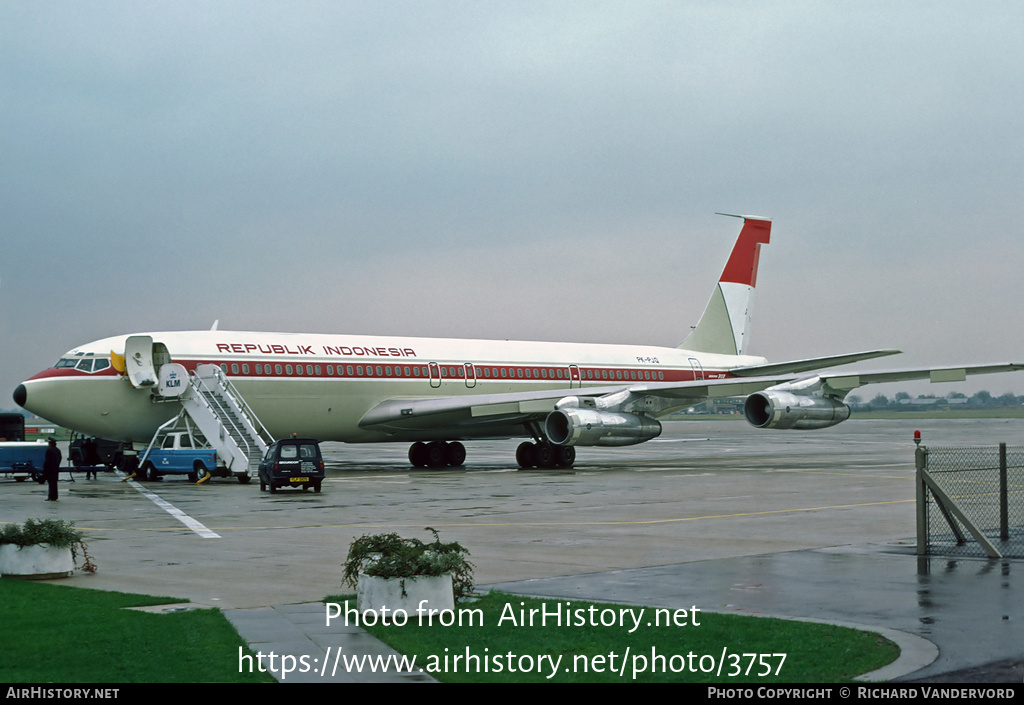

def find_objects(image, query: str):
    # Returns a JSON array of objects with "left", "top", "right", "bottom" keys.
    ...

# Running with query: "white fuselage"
[{"left": 18, "top": 330, "right": 765, "bottom": 444}]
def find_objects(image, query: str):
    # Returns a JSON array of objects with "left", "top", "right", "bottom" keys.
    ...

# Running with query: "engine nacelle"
[
  {"left": 545, "top": 408, "right": 662, "bottom": 447},
  {"left": 743, "top": 391, "right": 851, "bottom": 430}
]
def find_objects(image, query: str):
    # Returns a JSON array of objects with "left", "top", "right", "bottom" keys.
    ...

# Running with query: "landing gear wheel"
[
  {"left": 445, "top": 441, "right": 466, "bottom": 467},
  {"left": 534, "top": 442, "right": 556, "bottom": 468},
  {"left": 425, "top": 441, "right": 448, "bottom": 468},
  {"left": 555, "top": 445, "right": 576, "bottom": 468},
  {"left": 409, "top": 442, "right": 429, "bottom": 468},
  {"left": 516, "top": 442, "right": 537, "bottom": 469}
]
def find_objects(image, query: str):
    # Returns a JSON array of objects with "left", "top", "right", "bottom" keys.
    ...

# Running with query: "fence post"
[
  {"left": 1000, "top": 442, "right": 1008, "bottom": 541},
  {"left": 916, "top": 443, "right": 928, "bottom": 556}
]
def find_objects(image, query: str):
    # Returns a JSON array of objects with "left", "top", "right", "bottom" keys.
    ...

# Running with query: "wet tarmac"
[
  {"left": 490, "top": 546, "right": 1023, "bottom": 681},
  {"left": 3, "top": 417, "right": 1023, "bottom": 681}
]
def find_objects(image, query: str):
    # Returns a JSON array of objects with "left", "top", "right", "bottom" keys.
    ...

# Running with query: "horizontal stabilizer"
[{"left": 731, "top": 349, "right": 903, "bottom": 377}]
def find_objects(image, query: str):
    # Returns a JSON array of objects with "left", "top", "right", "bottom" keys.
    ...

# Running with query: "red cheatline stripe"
[{"left": 30, "top": 361, "right": 734, "bottom": 384}]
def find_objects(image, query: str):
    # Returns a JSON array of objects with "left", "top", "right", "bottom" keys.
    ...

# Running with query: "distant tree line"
[{"left": 848, "top": 391, "right": 1024, "bottom": 410}]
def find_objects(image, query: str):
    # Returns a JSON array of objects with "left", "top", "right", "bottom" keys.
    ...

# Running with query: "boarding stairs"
[{"left": 147, "top": 363, "right": 274, "bottom": 479}]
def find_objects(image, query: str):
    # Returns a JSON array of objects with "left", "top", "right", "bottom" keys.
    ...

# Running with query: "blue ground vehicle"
[
  {"left": 139, "top": 431, "right": 222, "bottom": 482},
  {"left": 0, "top": 441, "right": 50, "bottom": 482}
]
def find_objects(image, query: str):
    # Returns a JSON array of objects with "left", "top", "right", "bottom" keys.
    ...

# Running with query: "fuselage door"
[
  {"left": 124, "top": 335, "right": 160, "bottom": 388},
  {"left": 569, "top": 365, "right": 582, "bottom": 389},
  {"left": 153, "top": 342, "right": 171, "bottom": 371},
  {"left": 428, "top": 362, "right": 441, "bottom": 388},
  {"left": 464, "top": 363, "right": 477, "bottom": 388},
  {"left": 689, "top": 357, "right": 704, "bottom": 381}
]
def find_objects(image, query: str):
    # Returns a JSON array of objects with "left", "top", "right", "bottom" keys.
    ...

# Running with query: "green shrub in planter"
[
  {"left": 0, "top": 519, "right": 96, "bottom": 574},
  {"left": 343, "top": 527, "right": 473, "bottom": 600}
]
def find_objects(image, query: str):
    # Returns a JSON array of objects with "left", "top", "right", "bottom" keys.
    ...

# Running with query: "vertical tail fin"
[{"left": 680, "top": 214, "right": 771, "bottom": 356}]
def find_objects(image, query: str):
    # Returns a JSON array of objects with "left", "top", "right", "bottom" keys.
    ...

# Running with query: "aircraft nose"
[{"left": 13, "top": 384, "right": 27, "bottom": 408}]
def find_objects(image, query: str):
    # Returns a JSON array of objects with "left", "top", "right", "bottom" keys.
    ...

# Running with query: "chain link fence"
[{"left": 918, "top": 444, "right": 1024, "bottom": 558}]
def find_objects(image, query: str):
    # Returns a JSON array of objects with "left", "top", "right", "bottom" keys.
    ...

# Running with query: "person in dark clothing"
[
  {"left": 43, "top": 438, "right": 61, "bottom": 501},
  {"left": 84, "top": 437, "right": 98, "bottom": 479}
]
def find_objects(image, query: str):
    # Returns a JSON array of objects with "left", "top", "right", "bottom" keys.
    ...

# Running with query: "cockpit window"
[{"left": 54, "top": 356, "right": 111, "bottom": 373}]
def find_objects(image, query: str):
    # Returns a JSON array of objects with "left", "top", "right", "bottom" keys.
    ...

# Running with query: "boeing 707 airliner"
[{"left": 13, "top": 215, "right": 1022, "bottom": 468}]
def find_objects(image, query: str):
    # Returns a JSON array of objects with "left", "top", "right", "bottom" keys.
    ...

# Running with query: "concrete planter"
[
  {"left": 356, "top": 572, "right": 454, "bottom": 617},
  {"left": 0, "top": 544, "right": 75, "bottom": 580}
]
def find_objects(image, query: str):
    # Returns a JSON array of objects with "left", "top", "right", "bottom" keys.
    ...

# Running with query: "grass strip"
[
  {"left": 0, "top": 580, "right": 275, "bottom": 683},
  {"left": 345, "top": 591, "right": 898, "bottom": 683}
]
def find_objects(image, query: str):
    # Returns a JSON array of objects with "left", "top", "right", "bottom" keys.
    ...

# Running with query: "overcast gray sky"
[{"left": 2, "top": 1, "right": 1022, "bottom": 405}]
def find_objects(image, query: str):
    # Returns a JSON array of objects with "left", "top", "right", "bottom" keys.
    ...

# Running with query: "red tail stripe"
[{"left": 719, "top": 218, "right": 771, "bottom": 287}]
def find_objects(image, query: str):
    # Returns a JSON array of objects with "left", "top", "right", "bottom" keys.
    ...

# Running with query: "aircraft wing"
[
  {"left": 729, "top": 349, "right": 902, "bottom": 377},
  {"left": 359, "top": 359, "right": 1024, "bottom": 436},
  {"left": 816, "top": 362, "right": 1024, "bottom": 393},
  {"left": 358, "top": 376, "right": 799, "bottom": 435},
  {"left": 358, "top": 384, "right": 632, "bottom": 432},
  {"left": 357, "top": 350, "right": 910, "bottom": 431}
]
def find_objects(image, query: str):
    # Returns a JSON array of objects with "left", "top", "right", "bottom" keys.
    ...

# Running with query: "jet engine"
[
  {"left": 743, "top": 390, "right": 850, "bottom": 430},
  {"left": 545, "top": 407, "right": 662, "bottom": 447}
]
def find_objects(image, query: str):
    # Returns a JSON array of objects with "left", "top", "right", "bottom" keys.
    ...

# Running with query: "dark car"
[
  {"left": 69, "top": 435, "right": 125, "bottom": 471},
  {"left": 258, "top": 438, "right": 325, "bottom": 493}
]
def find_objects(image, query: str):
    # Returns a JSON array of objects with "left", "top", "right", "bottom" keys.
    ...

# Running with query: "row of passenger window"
[
  {"left": 53, "top": 355, "right": 669, "bottom": 381},
  {"left": 217, "top": 362, "right": 667, "bottom": 382}
]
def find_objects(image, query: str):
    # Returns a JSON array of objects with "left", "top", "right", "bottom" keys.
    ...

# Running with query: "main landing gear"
[
  {"left": 516, "top": 441, "right": 575, "bottom": 469},
  {"left": 408, "top": 440, "right": 466, "bottom": 468},
  {"left": 515, "top": 419, "right": 575, "bottom": 469},
  {"left": 406, "top": 439, "right": 577, "bottom": 469}
]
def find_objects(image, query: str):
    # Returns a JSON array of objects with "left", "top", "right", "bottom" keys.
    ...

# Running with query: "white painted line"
[{"left": 127, "top": 479, "right": 221, "bottom": 538}]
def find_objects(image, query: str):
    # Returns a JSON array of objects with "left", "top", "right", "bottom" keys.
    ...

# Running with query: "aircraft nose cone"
[{"left": 13, "top": 384, "right": 27, "bottom": 408}]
